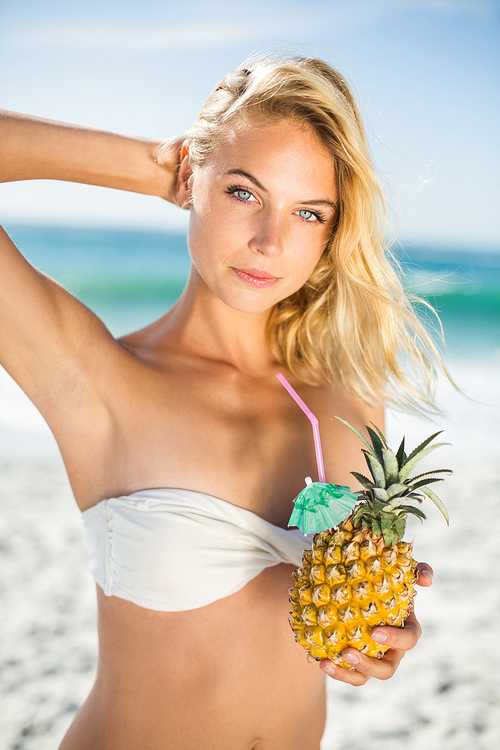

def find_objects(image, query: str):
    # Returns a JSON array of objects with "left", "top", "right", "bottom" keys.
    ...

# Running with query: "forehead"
[{"left": 204, "top": 118, "right": 337, "bottom": 199}]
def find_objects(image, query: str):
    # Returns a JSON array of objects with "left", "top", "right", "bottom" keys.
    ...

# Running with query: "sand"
[
  {"left": 0, "top": 458, "right": 97, "bottom": 749},
  {"left": 0, "top": 353, "right": 499, "bottom": 749}
]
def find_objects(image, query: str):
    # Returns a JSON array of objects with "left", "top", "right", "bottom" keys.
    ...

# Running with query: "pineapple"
[{"left": 289, "top": 420, "right": 450, "bottom": 669}]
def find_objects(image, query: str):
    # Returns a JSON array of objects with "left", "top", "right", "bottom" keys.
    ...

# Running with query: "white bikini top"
[{"left": 81, "top": 488, "right": 311, "bottom": 612}]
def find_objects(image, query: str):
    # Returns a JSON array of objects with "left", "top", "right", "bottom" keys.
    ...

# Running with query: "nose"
[{"left": 248, "top": 210, "right": 284, "bottom": 258}]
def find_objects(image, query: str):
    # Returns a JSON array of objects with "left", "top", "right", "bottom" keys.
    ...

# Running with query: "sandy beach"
[{"left": 1, "top": 352, "right": 499, "bottom": 749}]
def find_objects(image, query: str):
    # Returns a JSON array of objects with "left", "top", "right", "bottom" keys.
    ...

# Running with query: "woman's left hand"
[{"left": 318, "top": 562, "right": 433, "bottom": 686}]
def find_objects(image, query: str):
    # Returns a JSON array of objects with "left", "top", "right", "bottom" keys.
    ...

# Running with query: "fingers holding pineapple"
[
  {"left": 370, "top": 605, "right": 422, "bottom": 653},
  {"left": 318, "top": 604, "right": 423, "bottom": 685},
  {"left": 319, "top": 641, "right": 403, "bottom": 685},
  {"left": 415, "top": 561, "right": 434, "bottom": 587}
]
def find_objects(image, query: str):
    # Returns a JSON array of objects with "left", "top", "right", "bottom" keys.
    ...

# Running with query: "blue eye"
[
  {"left": 296, "top": 209, "right": 326, "bottom": 224},
  {"left": 234, "top": 189, "right": 253, "bottom": 201},
  {"left": 297, "top": 209, "right": 316, "bottom": 221},
  {"left": 226, "top": 185, "right": 256, "bottom": 202}
]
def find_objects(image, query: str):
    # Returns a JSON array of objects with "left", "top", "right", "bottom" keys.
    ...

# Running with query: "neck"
[{"left": 161, "top": 266, "right": 278, "bottom": 376}]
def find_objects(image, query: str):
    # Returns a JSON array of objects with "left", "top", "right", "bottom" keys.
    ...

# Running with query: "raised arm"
[
  {"left": 0, "top": 111, "right": 181, "bottom": 437},
  {"left": 0, "top": 109, "right": 180, "bottom": 200}
]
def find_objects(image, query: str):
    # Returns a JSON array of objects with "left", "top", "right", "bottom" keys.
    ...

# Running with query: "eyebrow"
[
  {"left": 225, "top": 168, "right": 337, "bottom": 210},
  {"left": 226, "top": 168, "right": 267, "bottom": 192}
]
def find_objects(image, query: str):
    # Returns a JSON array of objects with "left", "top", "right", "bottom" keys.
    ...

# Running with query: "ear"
[{"left": 175, "top": 141, "right": 193, "bottom": 209}]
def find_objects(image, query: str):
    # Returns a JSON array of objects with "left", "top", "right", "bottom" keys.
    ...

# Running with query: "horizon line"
[{"left": 4, "top": 219, "right": 499, "bottom": 255}]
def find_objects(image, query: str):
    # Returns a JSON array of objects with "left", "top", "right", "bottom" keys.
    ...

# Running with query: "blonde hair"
[{"left": 160, "top": 55, "right": 452, "bottom": 414}]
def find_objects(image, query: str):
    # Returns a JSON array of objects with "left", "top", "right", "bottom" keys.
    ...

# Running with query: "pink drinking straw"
[{"left": 276, "top": 373, "right": 326, "bottom": 483}]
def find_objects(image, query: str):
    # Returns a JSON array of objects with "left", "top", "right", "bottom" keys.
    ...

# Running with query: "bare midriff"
[{"left": 58, "top": 563, "right": 326, "bottom": 750}]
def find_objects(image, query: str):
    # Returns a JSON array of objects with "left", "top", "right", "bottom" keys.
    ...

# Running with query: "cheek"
[
  {"left": 287, "top": 238, "right": 327, "bottom": 283},
  {"left": 187, "top": 186, "right": 250, "bottom": 274},
  {"left": 186, "top": 212, "right": 242, "bottom": 300}
]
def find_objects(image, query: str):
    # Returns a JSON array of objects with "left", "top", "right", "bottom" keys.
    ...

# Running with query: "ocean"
[{"left": 4, "top": 221, "right": 500, "bottom": 350}]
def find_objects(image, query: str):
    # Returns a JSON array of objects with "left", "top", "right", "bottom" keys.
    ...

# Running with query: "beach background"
[{"left": 1, "top": 1, "right": 499, "bottom": 748}]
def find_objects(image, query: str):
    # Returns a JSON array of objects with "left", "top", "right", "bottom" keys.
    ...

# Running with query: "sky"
[{"left": 0, "top": 0, "right": 499, "bottom": 249}]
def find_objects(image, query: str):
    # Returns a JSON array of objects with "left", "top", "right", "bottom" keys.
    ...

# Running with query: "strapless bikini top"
[{"left": 81, "top": 488, "right": 312, "bottom": 612}]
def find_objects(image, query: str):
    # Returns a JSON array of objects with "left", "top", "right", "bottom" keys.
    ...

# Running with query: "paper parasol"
[
  {"left": 276, "top": 373, "right": 360, "bottom": 534},
  {"left": 289, "top": 477, "right": 359, "bottom": 534}
]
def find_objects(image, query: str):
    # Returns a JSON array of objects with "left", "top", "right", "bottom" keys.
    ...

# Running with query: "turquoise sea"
[{"left": 4, "top": 222, "right": 500, "bottom": 357}]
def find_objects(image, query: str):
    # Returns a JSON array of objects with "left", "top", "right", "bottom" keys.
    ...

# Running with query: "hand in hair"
[{"left": 154, "top": 135, "right": 187, "bottom": 205}]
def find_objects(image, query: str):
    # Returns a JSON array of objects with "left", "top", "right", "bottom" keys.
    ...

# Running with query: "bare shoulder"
[
  {"left": 302, "top": 380, "right": 384, "bottom": 430},
  {"left": 303, "top": 381, "right": 384, "bottom": 488}
]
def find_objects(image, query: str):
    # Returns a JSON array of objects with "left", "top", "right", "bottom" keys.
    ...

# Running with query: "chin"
[
  {"left": 220, "top": 291, "right": 278, "bottom": 315},
  {"left": 202, "top": 269, "right": 299, "bottom": 315}
]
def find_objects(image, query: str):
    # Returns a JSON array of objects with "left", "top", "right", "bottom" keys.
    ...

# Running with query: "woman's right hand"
[{"left": 153, "top": 135, "right": 186, "bottom": 205}]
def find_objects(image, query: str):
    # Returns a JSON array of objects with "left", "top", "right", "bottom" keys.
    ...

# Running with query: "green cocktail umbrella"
[{"left": 289, "top": 477, "right": 360, "bottom": 534}]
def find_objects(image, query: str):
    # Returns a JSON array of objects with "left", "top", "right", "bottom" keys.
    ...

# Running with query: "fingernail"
[
  {"left": 421, "top": 569, "right": 433, "bottom": 583},
  {"left": 342, "top": 651, "right": 360, "bottom": 665},
  {"left": 371, "top": 630, "right": 388, "bottom": 643},
  {"left": 319, "top": 661, "right": 336, "bottom": 676},
  {"left": 307, "top": 654, "right": 317, "bottom": 663}
]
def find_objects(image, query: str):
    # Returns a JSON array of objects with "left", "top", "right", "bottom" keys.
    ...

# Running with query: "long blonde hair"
[{"left": 160, "top": 55, "right": 451, "bottom": 414}]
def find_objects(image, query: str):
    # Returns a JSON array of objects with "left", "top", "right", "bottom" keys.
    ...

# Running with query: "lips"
[
  {"left": 238, "top": 267, "right": 278, "bottom": 279},
  {"left": 232, "top": 267, "right": 280, "bottom": 288}
]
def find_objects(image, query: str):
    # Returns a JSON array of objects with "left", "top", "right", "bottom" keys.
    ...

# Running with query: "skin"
[{"left": 0, "top": 111, "right": 433, "bottom": 749}]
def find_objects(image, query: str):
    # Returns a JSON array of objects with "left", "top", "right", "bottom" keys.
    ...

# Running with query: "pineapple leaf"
[
  {"left": 335, "top": 417, "right": 373, "bottom": 452},
  {"left": 366, "top": 425, "right": 385, "bottom": 462},
  {"left": 421, "top": 486, "right": 450, "bottom": 525},
  {"left": 395, "top": 437, "right": 406, "bottom": 469},
  {"left": 355, "top": 508, "right": 371, "bottom": 526},
  {"left": 369, "top": 421, "right": 389, "bottom": 448},
  {"left": 403, "top": 431, "right": 444, "bottom": 466},
  {"left": 405, "top": 492, "right": 424, "bottom": 502},
  {"left": 373, "top": 487, "right": 389, "bottom": 502},
  {"left": 353, "top": 504, "right": 369, "bottom": 518},
  {"left": 361, "top": 518, "right": 371, "bottom": 533},
  {"left": 394, "top": 516, "right": 406, "bottom": 540},
  {"left": 405, "top": 468, "right": 452, "bottom": 485},
  {"left": 362, "top": 451, "right": 377, "bottom": 482},
  {"left": 350, "top": 471, "right": 374, "bottom": 489},
  {"left": 381, "top": 512, "right": 394, "bottom": 534},
  {"left": 387, "top": 483, "right": 408, "bottom": 498},
  {"left": 384, "top": 528, "right": 398, "bottom": 547},
  {"left": 372, "top": 516, "right": 382, "bottom": 538},
  {"left": 382, "top": 448, "right": 399, "bottom": 484},
  {"left": 398, "top": 505, "right": 427, "bottom": 521},
  {"left": 362, "top": 450, "right": 386, "bottom": 487},
  {"left": 353, "top": 505, "right": 372, "bottom": 525},
  {"left": 373, "top": 498, "right": 389, "bottom": 514},
  {"left": 399, "top": 443, "right": 449, "bottom": 482},
  {"left": 408, "top": 477, "right": 445, "bottom": 492}
]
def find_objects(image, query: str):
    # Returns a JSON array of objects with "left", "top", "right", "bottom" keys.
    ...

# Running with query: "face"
[{"left": 180, "top": 118, "right": 338, "bottom": 315}]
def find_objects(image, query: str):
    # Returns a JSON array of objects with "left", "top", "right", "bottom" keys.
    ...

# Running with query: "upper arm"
[{"left": 0, "top": 225, "right": 117, "bottom": 426}]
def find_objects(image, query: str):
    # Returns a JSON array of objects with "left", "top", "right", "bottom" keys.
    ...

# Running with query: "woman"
[{"left": 1, "top": 56, "right": 439, "bottom": 749}]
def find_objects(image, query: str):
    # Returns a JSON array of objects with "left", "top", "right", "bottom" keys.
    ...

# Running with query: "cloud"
[
  {"left": 8, "top": 22, "right": 295, "bottom": 52},
  {"left": 4, "top": 0, "right": 496, "bottom": 51}
]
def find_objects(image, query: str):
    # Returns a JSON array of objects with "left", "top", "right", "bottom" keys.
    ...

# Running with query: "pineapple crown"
[{"left": 336, "top": 418, "right": 451, "bottom": 546}]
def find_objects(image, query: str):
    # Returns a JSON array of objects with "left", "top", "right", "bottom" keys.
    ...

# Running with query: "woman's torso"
[{"left": 52, "top": 319, "right": 379, "bottom": 749}]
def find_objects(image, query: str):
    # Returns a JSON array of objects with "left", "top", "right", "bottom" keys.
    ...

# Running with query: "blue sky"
[{"left": 1, "top": 0, "right": 499, "bottom": 249}]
